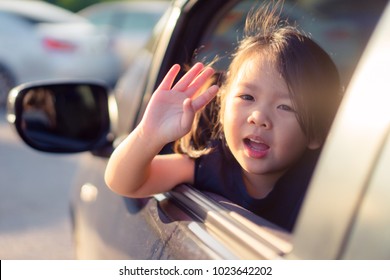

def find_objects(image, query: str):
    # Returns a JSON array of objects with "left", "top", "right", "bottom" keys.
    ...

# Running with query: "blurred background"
[
  {"left": 0, "top": 0, "right": 169, "bottom": 259},
  {"left": 0, "top": 0, "right": 170, "bottom": 107}
]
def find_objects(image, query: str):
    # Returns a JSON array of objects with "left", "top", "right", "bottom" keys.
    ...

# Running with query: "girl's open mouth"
[{"left": 243, "top": 138, "right": 270, "bottom": 158}]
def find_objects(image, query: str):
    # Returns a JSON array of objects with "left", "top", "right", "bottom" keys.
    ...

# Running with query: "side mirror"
[{"left": 7, "top": 81, "right": 111, "bottom": 153}]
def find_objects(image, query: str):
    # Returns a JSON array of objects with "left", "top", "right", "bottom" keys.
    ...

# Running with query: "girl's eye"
[
  {"left": 239, "top": 94, "right": 254, "bottom": 101},
  {"left": 277, "top": 104, "right": 295, "bottom": 112}
]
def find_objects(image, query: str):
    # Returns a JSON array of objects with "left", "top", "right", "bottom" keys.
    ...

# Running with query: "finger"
[
  {"left": 172, "top": 62, "right": 204, "bottom": 92},
  {"left": 191, "top": 85, "right": 219, "bottom": 112},
  {"left": 185, "top": 67, "right": 216, "bottom": 98},
  {"left": 157, "top": 64, "right": 181, "bottom": 91},
  {"left": 181, "top": 98, "right": 195, "bottom": 132}
]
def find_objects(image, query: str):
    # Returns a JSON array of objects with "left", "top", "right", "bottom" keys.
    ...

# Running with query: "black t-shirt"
[{"left": 194, "top": 140, "right": 320, "bottom": 232}]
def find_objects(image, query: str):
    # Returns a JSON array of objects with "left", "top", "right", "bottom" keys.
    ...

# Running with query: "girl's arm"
[{"left": 104, "top": 63, "right": 219, "bottom": 198}]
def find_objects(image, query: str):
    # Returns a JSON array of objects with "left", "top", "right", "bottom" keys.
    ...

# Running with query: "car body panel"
[{"left": 342, "top": 127, "right": 390, "bottom": 259}]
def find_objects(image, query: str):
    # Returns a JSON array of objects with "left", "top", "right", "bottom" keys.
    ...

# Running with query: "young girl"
[{"left": 104, "top": 3, "right": 342, "bottom": 231}]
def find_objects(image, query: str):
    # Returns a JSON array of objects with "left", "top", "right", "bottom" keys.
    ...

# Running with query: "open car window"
[
  {"left": 196, "top": 0, "right": 386, "bottom": 87},
  {"left": 183, "top": 0, "right": 387, "bottom": 236}
]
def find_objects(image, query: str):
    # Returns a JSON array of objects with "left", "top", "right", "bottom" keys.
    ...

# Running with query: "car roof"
[{"left": 0, "top": 0, "right": 86, "bottom": 23}]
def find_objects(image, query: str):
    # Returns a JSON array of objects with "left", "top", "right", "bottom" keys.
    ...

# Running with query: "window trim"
[{"left": 155, "top": 184, "right": 292, "bottom": 259}]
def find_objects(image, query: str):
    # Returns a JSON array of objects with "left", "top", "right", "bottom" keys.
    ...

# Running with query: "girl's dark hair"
[{"left": 175, "top": 0, "right": 342, "bottom": 158}]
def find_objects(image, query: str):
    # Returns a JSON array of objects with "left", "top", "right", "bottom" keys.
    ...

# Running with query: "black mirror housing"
[{"left": 7, "top": 80, "right": 111, "bottom": 153}]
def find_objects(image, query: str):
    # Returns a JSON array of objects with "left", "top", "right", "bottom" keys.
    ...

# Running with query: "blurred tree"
[{"left": 44, "top": 0, "right": 118, "bottom": 12}]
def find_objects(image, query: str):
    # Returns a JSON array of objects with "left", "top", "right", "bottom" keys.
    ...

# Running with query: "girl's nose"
[{"left": 247, "top": 110, "right": 271, "bottom": 129}]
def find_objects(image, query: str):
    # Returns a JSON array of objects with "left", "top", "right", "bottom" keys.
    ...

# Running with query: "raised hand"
[
  {"left": 105, "top": 62, "right": 219, "bottom": 197},
  {"left": 139, "top": 62, "right": 219, "bottom": 145}
]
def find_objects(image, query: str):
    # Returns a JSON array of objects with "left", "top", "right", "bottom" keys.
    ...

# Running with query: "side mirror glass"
[{"left": 7, "top": 82, "right": 110, "bottom": 153}]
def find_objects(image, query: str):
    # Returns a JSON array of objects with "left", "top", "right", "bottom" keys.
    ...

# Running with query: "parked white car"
[
  {"left": 78, "top": 1, "right": 170, "bottom": 70},
  {"left": 0, "top": 0, "right": 122, "bottom": 106}
]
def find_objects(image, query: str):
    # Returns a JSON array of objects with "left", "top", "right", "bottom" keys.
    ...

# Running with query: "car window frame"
[
  {"left": 288, "top": 2, "right": 390, "bottom": 260},
  {"left": 157, "top": 184, "right": 292, "bottom": 259}
]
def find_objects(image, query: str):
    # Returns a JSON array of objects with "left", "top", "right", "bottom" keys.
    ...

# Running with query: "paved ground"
[{"left": 0, "top": 109, "right": 80, "bottom": 259}]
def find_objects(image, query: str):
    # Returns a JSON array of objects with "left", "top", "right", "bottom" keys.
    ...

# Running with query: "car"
[
  {"left": 6, "top": 0, "right": 390, "bottom": 259},
  {"left": 78, "top": 1, "right": 170, "bottom": 71},
  {"left": 0, "top": 0, "right": 122, "bottom": 107}
]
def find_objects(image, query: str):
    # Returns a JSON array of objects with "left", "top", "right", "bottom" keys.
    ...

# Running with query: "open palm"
[{"left": 139, "top": 63, "right": 219, "bottom": 145}]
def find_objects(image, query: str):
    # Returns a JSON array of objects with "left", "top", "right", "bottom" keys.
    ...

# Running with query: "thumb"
[{"left": 181, "top": 98, "right": 196, "bottom": 132}]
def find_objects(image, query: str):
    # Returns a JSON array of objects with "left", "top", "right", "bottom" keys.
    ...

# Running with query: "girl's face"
[{"left": 222, "top": 56, "right": 320, "bottom": 196}]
